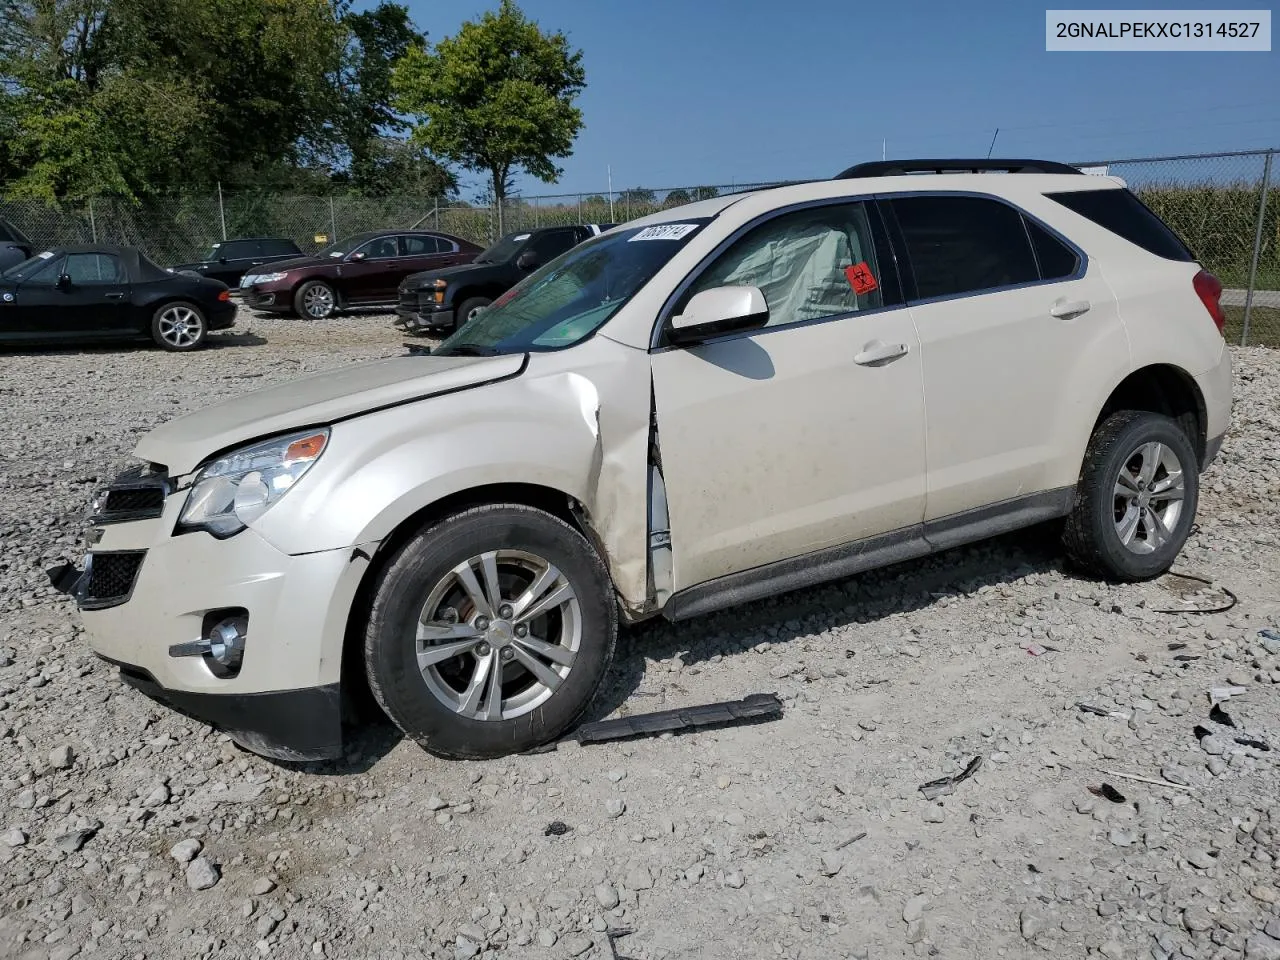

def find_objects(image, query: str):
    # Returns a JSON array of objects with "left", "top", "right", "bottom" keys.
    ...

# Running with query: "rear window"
[
  {"left": 260, "top": 239, "right": 299, "bottom": 256},
  {"left": 1046, "top": 188, "right": 1194, "bottom": 262}
]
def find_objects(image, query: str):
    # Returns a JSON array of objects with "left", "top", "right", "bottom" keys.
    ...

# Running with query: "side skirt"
[{"left": 662, "top": 487, "right": 1074, "bottom": 622}]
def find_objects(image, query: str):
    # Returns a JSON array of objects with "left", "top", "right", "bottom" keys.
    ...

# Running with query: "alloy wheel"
[
  {"left": 1113, "top": 441, "right": 1186, "bottom": 554},
  {"left": 157, "top": 306, "right": 202, "bottom": 348},
  {"left": 304, "top": 285, "right": 334, "bottom": 319},
  {"left": 416, "top": 550, "right": 581, "bottom": 721}
]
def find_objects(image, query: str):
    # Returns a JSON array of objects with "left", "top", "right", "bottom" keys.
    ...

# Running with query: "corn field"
[{"left": 2, "top": 149, "right": 1277, "bottom": 346}]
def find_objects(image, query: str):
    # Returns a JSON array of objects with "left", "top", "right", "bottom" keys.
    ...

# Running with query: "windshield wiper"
[{"left": 436, "top": 343, "right": 502, "bottom": 357}]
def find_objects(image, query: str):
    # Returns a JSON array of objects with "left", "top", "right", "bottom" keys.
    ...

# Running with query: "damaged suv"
[{"left": 58, "top": 159, "right": 1232, "bottom": 762}]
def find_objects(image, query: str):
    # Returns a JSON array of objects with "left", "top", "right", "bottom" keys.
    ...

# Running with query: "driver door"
[
  {"left": 651, "top": 200, "right": 928, "bottom": 591},
  {"left": 340, "top": 236, "right": 400, "bottom": 303}
]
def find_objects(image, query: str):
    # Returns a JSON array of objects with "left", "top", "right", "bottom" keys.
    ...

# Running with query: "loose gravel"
[{"left": 2, "top": 310, "right": 1280, "bottom": 960}]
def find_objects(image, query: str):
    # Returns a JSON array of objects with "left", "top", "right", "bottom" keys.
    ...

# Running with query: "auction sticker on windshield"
[{"left": 628, "top": 224, "right": 700, "bottom": 242}]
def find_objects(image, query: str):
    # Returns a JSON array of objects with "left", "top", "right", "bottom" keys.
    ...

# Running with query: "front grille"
[
  {"left": 398, "top": 290, "right": 420, "bottom": 312},
  {"left": 104, "top": 487, "right": 164, "bottom": 513},
  {"left": 81, "top": 550, "right": 146, "bottom": 609},
  {"left": 92, "top": 465, "right": 170, "bottom": 523}
]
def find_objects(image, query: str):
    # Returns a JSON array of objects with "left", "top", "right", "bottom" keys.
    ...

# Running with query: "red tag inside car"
[{"left": 844, "top": 262, "right": 878, "bottom": 295}]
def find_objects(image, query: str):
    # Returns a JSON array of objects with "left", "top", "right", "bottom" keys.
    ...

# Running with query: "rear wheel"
[
  {"left": 294, "top": 280, "right": 337, "bottom": 320},
  {"left": 1063, "top": 410, "right": 1199, "bottom": 581},
  {"left": 363, "top": 504, "right": 617, "bottom": 759},
  {"left": 151, "top": 302, "right": 207, "bottom": 351},
  {"left": 456, "top": 296, "right": 492, "bottom": 328}
]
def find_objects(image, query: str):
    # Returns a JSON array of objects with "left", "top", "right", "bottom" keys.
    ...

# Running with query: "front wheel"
[
  {"left": 363, "top": 504, "right": 618, "bottom": 759},
  {"left": 294, "top": 280, "right": 337, "bottom": 320},
  {"left": 1063, "top": 410, "right": 1200, "bottom": 581},
  {"left": 456, "top": 296, "right": 492, "bottom": 328},
  {"left": 151, "top": 302, "right": 207, "bottom": 351}
]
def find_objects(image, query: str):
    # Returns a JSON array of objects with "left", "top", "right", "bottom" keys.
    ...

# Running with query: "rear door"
[{"left": 883, "top": 192, "right": 1127, "bottom": 525}]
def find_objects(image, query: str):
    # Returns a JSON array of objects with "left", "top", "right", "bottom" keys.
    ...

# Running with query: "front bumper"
[
  {"left": 242, "top": 288, "right": 290, "bottom": 312},
  {"left": 394, "top": 292, "right": 455, "bottom": 333},
  {"left": 52, "top": 471, "right": 376, "bottom": 761}
]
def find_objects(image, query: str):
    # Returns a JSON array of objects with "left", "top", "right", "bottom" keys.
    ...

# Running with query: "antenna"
[{"left": 986, "top": 128, "right": 1000, "bottom": 159}]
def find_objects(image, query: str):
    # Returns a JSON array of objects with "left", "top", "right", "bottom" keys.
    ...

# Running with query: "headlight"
[
  {"left": 241, "top": 274, "right": 256, "bottom": 285},
  {"left": 178, "top": 429, "right": 329, "bottom": 537},
  {"left": 254, "top": 271, "right": 289, "bottom": 283}
]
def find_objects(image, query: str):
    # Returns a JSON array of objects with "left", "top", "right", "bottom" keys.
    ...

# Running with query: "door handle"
[
  {"left": 104, "top": 292, "right": 125, "bottom": 299},
  {"left": 854, "top": 339, "right": 909, "bottom": 365},
  {"left": 1050, "top": 298, "right": 1091, "bottom": 319}
]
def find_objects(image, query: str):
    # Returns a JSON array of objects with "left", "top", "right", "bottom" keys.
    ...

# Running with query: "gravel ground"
[{"left": 2, "top": 309, "right": 1280, "bottom": 960}]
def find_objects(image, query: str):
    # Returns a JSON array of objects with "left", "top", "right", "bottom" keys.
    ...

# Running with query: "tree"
[
  {"left": 664, "top": 188, "right": 690, "bottom": 206},
  {"left": 693, "top": 185, "right": 720, "bottom": 200},
  {"left": 392, "top": 0, "right": 585, "bottom": 227},
  {"left": 339, "top": 137, "right": 456, "bottom": 198},
  {"left": 618, "top": 187, "right": 655, "bottom": 204},
  {"left": 332, "top": 2, "right": 427, "bottom": 191}
]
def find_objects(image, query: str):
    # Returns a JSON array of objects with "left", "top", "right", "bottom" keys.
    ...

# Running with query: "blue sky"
[{"left": 374, "top": 0, "right": 1279, "bottom": 199}]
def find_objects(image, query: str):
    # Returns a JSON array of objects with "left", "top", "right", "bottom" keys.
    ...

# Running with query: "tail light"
[
  {"left": 1192, "top": 269, "right": 1225, "bottom": 334},
  {"left": 218, "top": 290, "right": 231, "bottom": 302}
]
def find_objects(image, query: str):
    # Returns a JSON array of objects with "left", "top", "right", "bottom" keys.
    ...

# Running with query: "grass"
[{"left": 1223, "top": 305, "right": 1280, "bottom": 348}]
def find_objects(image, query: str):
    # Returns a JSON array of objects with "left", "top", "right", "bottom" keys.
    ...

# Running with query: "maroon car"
[{"left": 241, "top": 230, "right": 481, "bottom": 320}]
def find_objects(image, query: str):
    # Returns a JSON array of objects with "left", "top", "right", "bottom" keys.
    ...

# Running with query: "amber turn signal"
[{"left": 283, "top": 433, "right": 327, "bottom": 463}]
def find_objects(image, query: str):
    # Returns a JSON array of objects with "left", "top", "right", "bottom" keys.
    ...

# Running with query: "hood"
[
  {"left": 401, "top": 260, "right": 501, "bottom": 289},
  {"left": 135, "top": 353, "right": 525, "bottom": 474},
  {"left": 255, "top": 254, "right": 329, "bottom": 272}
]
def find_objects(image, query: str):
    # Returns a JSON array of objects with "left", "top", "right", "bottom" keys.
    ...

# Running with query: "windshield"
[
  {"left": 474, "top": 232, "right": 532, "bottom": 264},
  {"left": 316, "top": 236, "right": 363, "bottom": 259},
  {"left": 435, "top": 220, "right": 708, "bottom": 356},
  {"left": 1, "top": 250, "right": 58, "bottom": 281}
]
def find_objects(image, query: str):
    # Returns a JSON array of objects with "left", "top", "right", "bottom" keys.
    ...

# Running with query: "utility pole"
[
  {"left": 217, "top": 181, "right": 227, "bottom": 240},
  {"left": 607, "top": 165, "right": 615, "bottom": 222}
]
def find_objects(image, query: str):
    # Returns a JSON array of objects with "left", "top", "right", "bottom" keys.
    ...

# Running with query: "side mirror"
[
  {"left": 668, "top": 286, "right": 769, "bottom": 345},
  {"left": 516, "top": 251, "right": 539, "bottom": 272},
  {"left": 348, "top": 251, "right": 367, "bottom": 262},
  {"left": 54, "top": 273, "right": 72, "bottom": 292}
]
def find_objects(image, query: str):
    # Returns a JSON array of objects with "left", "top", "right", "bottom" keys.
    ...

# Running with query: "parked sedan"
[
  {"left": 0, "top": 245, "right": 235, "bottom": 350},
  {"left": 242, "top": 230, "right": 481, "bottom": 320},
  {"left": 171, "top": 237, "right": 303, "bottom": 289}
]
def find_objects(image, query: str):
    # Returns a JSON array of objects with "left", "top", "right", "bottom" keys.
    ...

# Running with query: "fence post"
[
  {"left": 1241, "top": 149, "right": 1274, "bottom": 348},
  {"left": 433, "top": 198, "right": 439, "bottom": 230},
  {"left": 88, "top": 198, "right": 97, "bottom": 243},
  {"left": 217, "top": 181, "right": 227, "bottom": 240},
  {"left": 329, "top": 197, "right": 337, "bottom": 242},
  {"left": 578, "top": 194, "right": 582, "bottom": 225}
]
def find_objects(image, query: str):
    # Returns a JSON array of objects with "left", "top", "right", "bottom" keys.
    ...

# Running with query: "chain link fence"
[{"left": 2, "top": 151, "right": 1277, "bottom": 345}]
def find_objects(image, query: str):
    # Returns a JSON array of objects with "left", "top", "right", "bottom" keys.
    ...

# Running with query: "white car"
[{"left": 58, "top": 158, "right": 1232, "bottom": 761}]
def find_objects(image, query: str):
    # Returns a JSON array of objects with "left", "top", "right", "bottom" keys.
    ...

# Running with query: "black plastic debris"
[
  {"left": 543, "top": 821, "right": 571, "bottom": 837},
  {"left": 1173, "top": 654, "right": 1201, "bottom": 662},
  {"left": 606, "top": 928, "right": 636, "bottom": 960},
  {"left": 46, "top": 562, "right": 82, "bottom": 595},
  {"left": 527, "top": 693, "right": 784, "bottom": 753},
  {"left": 1236, "top": 737, "right": 1271, "bottom": 752},
  {"left": 1261, "top": 629, "right": 1280, "bottom": 644},
  {"left": 919, "top": 755, "right": 983, "bottom": 800},
  {"left": 1150, "top": 572, "right": 1238, "bottom": 614},
  {"left": 1088, "top": 783, "right": 1127, "bottom": 804},
  {"left": 1168, "top": 642, "right": 1188, "bottom": 651},
  {"left": 1077, "top": 703, "right": 1110, "bottom": 717},
  {"left": 1209, "top": 704, "right": 1237, "bottom": 728},
  {"left": 1193, "top": 724, "right": 1214, "bottom": 741},
  {"left": 402, "top": 341, "right": 434, "bottom": 356}
]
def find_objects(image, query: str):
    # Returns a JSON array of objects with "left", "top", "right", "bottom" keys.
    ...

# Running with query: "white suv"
[{"left": 58, "top": 159, "right": 1232, "bottom": 761}]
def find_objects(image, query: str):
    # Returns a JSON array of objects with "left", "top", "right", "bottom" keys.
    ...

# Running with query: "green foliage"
[
  {"left": 392, "top": 0, "right": 585, "bottom": 208},
  {"left": 664, "top": 188, "right": 691, "bottom": 205},
  {"left": 618, "top": 187, "right": 654, "bottom": 204}
]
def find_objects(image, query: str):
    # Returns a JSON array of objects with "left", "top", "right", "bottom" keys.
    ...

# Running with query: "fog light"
[{"left": 169, "top": 612, "right": 248, "bottom": 678}]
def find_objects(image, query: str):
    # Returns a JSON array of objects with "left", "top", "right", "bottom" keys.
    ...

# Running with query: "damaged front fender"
[{"left": 247, "top": 336, "right": 657, "bottom": 611}]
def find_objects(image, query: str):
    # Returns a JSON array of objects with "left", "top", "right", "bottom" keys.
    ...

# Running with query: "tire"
[
  {"left": 1063, "top": 410, "right": 1200, "bottom": 581},
  {"left": 363, "top": 504, "right": 618, "bottom": 759},
  {"left": 294, "top": 280, "right": 337, "bottom": 320},
  {"left": 456, "top": 296, "right": 492, "bottom": 328},
  {"left": 151, "top": 302, "right": 207, "bottom": 351}
]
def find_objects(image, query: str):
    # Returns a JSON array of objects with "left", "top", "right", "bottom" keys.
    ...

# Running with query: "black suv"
[
  {"left": 171, "top": 237, "right": 303, "bottom": 289},
  {"left": 394, "top": 224, "right": 612, "bottom": 334},
  {"left": 0, "top": 217, "right": 34, "bottom": 273}
]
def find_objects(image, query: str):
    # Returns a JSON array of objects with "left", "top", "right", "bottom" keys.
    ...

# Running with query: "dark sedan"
[
  {"left": 0, "top": 245, "right": 235, "bottom": 351},
  {"left": 171, "top": 237, "right": 303, "bottom": 289},
  {"left": 0, "top": 217, "right": 34, "bottom": 273},
  {"left": 242, "top": 230, "right": 482, "bottom": 320}
]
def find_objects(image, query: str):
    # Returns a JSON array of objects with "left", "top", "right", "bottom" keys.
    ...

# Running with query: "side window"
[
  {"left": 682, "top": 202, "right": 893, "bottom": 329},
  {"left": 360, "top": 236, "right": 399, "bottom": 259},
  {"left": 889, "top": 195, "right": 1039, "bottom": 300},
  {"left": 528, "top": 230, "right": 578, "bottom": 263},
  {"left": 64, "top": 253, "right": 125, "bottom": 284},
  {"left": 1025, "top": 218, "right": 1079, "bottom": 280},
  {"left": 1046, "top": 188, "right": 1193, "bottom": 261},
  {"left": 260, "top": 239, "right": 297, "bottom": 257},
  {"left": 400, "top": 235, "right": 444, "bottom": 256}
]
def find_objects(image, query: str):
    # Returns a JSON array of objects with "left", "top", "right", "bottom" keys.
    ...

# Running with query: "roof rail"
[{"left": 834, "top": 158, "right": 1084, "bottom": 179}]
